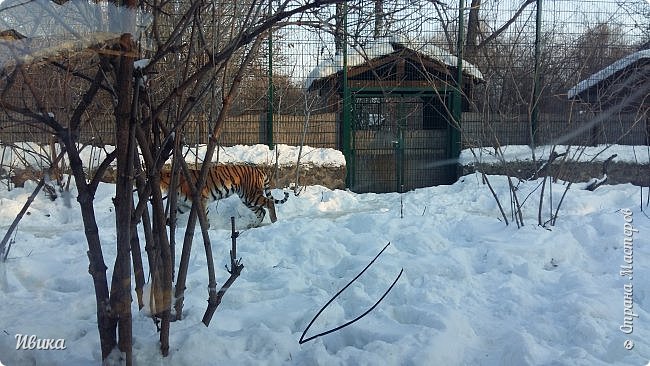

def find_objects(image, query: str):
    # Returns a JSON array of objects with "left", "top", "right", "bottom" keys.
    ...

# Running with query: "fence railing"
[
  {"left": 1, "top": 111, "right": 646, "bottom": 148},
  {"left": 185, "top": 112, "right": 339, "bottom": 148},
  {"left": 0, "top": 112, "right": 339, "bottom": 148},
  {"left": 462, "top": 112, "right": 649, "bottom": 147}
]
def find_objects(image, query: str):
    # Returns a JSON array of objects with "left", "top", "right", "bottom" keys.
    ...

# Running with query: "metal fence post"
[
  {"left": 342, "top": 2, "right": 353, "bottom": 188},
  {"left": 531, "top": 0, "right": 542, "bottom": 148},
  {"left": 450, "top": 0, "right": 464, "bottom": 167},
  {"left": 267, "top": 23, "right": 274, "bottom": 149}
]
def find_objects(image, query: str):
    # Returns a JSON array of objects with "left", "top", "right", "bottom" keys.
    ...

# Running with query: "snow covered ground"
[{"left": 1, "top": 143, "right": 650, "bottom": 365}]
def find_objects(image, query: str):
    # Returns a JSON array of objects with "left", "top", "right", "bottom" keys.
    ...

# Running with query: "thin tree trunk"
[
  {"left": 465, "top": 0, "right": 481, "bottom": 60},
  {"left": 130, "top": 154, "right": 151, "bottom": 311},
  {"left": 133, "top": 122, "right": 173, "bottom": 356},
  {"left": 202, "top": 217, "right": 243, "bottom": 325},
  {"left": 64, "top": 134, "right": 116, "bottom": 359},
  {"left": 130, "top": 212, "right": 145, "bottom": 309},
  {"left": 111, "top": 33, "right": 136, "bottom": 366},
  {"left": 373, "top": 0, "right": 383, "bottom": 39},
  {"left": 174, "top": 36, "right": 263, "bottom": 321}
]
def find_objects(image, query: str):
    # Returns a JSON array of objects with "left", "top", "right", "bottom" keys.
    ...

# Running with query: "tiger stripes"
[{"left": 160, "top": 165, "right": 289, "bottom": 226}]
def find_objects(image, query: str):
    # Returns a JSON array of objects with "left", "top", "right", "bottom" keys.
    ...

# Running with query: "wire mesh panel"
[
  {"left": 460, "top": 0, "right": 649, "bottom": 148},
  {"left": 352, "top": 95, "right": 452, "bottom": 193},
  {"left": 353, "top": 97, "right": 398, "bottom": 193},
  {"left": 0, "top": 0, "right": 648, "bottom": 192}
]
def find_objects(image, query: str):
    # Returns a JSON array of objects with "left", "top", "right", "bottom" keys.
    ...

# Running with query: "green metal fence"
[
  {"left": 1, "top": 0, "right": 648, "bottom": 192},
  {"left": 283, "top": 0, "right": 649, "bottom": 192}
]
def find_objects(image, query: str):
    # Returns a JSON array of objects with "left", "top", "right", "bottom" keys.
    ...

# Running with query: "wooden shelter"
[
  {"left": 568, "top": 48, "right": 650, "bottom": 145},
  {"left": 568, "top": 49, "right": 649, "bottom": 113},
  {"left": 307, "top": 38, "right": 483, "bottom": 193}
]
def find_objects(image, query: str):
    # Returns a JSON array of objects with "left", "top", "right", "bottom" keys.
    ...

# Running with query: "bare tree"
[{"left": 0, "top": 0, "right": 345, "bottom": 363}]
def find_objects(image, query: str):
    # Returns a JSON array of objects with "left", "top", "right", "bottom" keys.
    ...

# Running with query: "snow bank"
[
  {"left": 177, "top": 144, "right": 346, "bottom": 167},
  {"left": 460, "top": 144, "right": 650, "bottom": 165},
  {"left": 0, "top": 143, "right": 346, "bottom": 170}
]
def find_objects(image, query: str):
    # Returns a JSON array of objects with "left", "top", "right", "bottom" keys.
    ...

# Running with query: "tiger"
[{"left": 160, "top": 165, "right": 289, "bottom": 226}]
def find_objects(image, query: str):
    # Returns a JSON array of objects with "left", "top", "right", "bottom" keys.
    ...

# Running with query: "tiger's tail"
[{"left": 263, "top": 175, "right": 289, "bottom": 204}]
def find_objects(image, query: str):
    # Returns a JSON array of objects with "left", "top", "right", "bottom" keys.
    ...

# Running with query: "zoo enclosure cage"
[{"left": 0, "top": 0, "right": 648, "bottom": 193}]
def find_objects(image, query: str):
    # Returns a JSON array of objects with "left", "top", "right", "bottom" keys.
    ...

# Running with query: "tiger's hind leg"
[
  {"left": 246, "top": 198, "right": 277, "bottom": 226},
  {"left": 265, "top": 198, "right": 277, "bottom": 223},
  {"left": 248, "top": 205, "right": 266, "bottom": 227},
  {"left": 239, "top": 195, "right": 267, "bottom": 226},
  {"left": 261, "top": 176, "right": 286, "bottom": 223}
]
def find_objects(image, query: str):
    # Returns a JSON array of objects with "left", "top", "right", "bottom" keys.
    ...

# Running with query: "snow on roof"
[
  {"left": 305, "top": 35, "right": 484, "bottom": 89},
  {"left": 567, "top": 49, "right": 650, "bottom": 99}
]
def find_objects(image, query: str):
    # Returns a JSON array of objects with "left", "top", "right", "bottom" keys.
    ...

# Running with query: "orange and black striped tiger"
[{"left": 160, "top": 165, "right": 289, "bottom": 226}]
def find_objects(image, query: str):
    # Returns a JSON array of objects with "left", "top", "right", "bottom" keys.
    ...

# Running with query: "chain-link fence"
[
  {"left": 1, "top": 0, "right": 648, "bottom": 192},
  {"left": 462, "top": 0, "right": 649, "bottom": 148}
]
